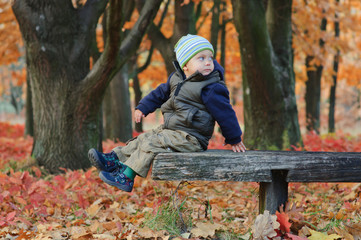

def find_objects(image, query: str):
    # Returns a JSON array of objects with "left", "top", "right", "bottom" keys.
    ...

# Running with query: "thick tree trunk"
[
  {"left": 232, "top": 0, "right": 302, "bottom": 150},
  {"left": 12, "top": 0, "right": 162, "bottom": 173}
]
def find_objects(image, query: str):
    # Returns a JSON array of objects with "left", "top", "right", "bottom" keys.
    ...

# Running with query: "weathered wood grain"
[
  {"left": 152, "top": 150, "right": 361, "bottom": 182},
  {"left": 152, "top": 150, "right": 361, "bottom": 213}
]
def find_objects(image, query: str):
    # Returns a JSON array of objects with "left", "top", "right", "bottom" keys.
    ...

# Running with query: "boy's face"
[{"left": 183, "top": 50, "right": 214, "bottom": 78}]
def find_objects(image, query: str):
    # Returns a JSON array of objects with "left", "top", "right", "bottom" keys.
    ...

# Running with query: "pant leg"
[{"left": 114, "top": 126, "right": 203, "bottom": 178}]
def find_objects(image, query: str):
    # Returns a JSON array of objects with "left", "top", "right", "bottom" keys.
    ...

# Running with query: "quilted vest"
[{"left": 161, "top": 70, "right": 224, "bottom": 149}]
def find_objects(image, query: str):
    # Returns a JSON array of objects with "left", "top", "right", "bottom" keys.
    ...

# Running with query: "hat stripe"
[
  {"left": 179, "top": 42, "right": 213, "bottom": 62},
  {"left": 178, "top": 40, "right": 211, "bottom": 60}
]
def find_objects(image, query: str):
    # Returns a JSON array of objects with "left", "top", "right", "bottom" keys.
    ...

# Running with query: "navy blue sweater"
[{"left": 136, "top": 60, "right": 242, "bottom": 146}]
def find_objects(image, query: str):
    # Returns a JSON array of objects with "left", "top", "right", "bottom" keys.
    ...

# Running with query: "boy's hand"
[
  {"left": 134, "top": 109, "right": 145, "bottom": 123},
  {"left": 231, "top": 141, "right": 246, "bottom": 153}
]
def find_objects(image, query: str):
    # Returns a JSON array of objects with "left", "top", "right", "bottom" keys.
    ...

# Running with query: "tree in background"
[
  {"left": 3, "top": 0, "right": 361, "bottom": 159},
  {"left": 146, "top": 0, "right": 199, "bottom": 75},
  {"left": 292, "top": 0, "right": 361, "bottom": 133},
  {"left": 0, "top": 1, "right": 30, "bottom": 135},
  {"left": 232, "top": 0, "right": 302, "bottom": 150},
  {"left": 102, "top": 2, "right": 136, "bottom": 143},
  {"left": 328, "top": 0, "right": 340, "bottom": 133},
  {"left": 304, "top": 13, "right": 327, "bottom": 134},
  {"left": 11, "top": 0, "right": 162, "bottom": 173}
]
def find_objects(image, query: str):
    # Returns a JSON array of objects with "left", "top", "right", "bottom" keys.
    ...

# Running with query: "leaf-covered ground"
[{"left": 1, "top": 122, "right": 361, "bottom": 239}]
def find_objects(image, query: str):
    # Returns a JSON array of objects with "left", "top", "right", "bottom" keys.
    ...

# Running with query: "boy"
[{"left": 88, "top": 34, "right": 246, "bottom": 192}]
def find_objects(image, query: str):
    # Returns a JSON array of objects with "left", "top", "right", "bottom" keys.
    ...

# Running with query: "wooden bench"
[{"left": 151, "top": 150, "right": 361, "bottom": 213}]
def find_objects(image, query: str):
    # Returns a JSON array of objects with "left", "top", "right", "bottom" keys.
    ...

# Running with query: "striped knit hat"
[{"left": 174, "top": 34, "right": 214, "bottom": 68}]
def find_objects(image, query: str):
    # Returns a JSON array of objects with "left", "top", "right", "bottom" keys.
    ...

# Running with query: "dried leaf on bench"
[{"left": 252, "top": 210, "right": 280, "bottom": 240}]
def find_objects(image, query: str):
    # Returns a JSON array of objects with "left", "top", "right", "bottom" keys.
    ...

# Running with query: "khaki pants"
[{"left": 112, "top": 125, "right": 203, "bottom": 178}]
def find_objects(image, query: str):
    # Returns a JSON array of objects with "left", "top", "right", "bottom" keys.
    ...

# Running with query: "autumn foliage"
[
  {"left": 1, "top": 122, "right": 361, "bottom": 239},
  {"left": 1, "top": 0, "right": 361, "bottom": 239}
]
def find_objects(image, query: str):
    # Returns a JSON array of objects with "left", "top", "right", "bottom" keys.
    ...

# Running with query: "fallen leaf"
[
  {"left": 191, "top": 221, "right": 224, "bottom": 238},
  {"left": 70, "top": 226, "right": 91, "bottom": 239},
  {"left": 6, "top": 211, "right": 16, "bottom": 223},
  {"left": 136, "top": 226, "right": 169, "bottom": 239},
  {"left": 334, "top": 226, "right": 354, "bottom": 240},
  {"left": 308, "top": 229, "right": 341, "bottom": 240},
  {"left": 252, "top": 210, "right": 280, "bottom": 240},
  {"left": 276, "top": 211, "right": 292, "bottom": 233},
  {"left": 102, "top": 221, "right": 117, "bottom": 231},
  {"left": 93, "top": 233, "right": 116, "bottom": 239},
  {"left": 137, "top": 226, "right": 156, "bottom": 238},
  {"left": 86, "top": 200, "right": 102, "bottom": 218},
  {"left": 181, "top": 232, "right": 191, "bottom": 238},
  {"left": 286, "top": 233, "right": 309, "bottom": 240},
  {"left": 345, "top": 223, "right": 361, "bottom": 240}
]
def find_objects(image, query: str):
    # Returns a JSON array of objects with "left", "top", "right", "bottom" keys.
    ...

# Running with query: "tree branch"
[
  {"left": 82, "top": 0, "right": 162, "bottom": 98},
  {"left": 130, "top": 0, "right": 170, "bottom": 78},
  {"left": 69, "top": 0, "right": 109, "bottom": 63},
  {"left": 118, "top": 0, "right": 162, "bottom": 65}
]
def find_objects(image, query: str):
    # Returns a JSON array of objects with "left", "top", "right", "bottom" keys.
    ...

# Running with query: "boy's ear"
[{"left": 182, "top": 64, "right": 188, "bottom": 72}]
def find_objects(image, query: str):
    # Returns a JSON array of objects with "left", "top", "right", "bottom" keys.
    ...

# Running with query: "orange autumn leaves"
[
  {"left": 0, "top": 1, "right": 23, "bottom": 65},
  {"left": 1, "top": 122, "right": 361, "bottom": 239},
  {"left": 1, "top": 0, "right": 361, "bottom": 100}
]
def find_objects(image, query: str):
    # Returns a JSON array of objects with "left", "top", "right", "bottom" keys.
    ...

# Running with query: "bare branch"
[{"left": 82, "top": 0, "right": 162, "bottom": 100}]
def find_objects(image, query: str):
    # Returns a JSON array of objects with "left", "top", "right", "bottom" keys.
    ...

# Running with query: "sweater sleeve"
[
  {"left": 202, "top": 83, "right": 242, "bottom": 145},
  {"left": 135, "top": 73, "right": 172, "bottom": 116}
]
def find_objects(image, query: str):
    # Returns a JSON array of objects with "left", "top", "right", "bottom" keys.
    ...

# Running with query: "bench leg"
[{"left": 259, "top": 170, "right": 288, "bottom": 214}]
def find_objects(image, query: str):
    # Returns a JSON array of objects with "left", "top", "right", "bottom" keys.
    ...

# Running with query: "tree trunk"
[
  {"left": 305, "top": 17, "right": 327, "bottom": 134},
  {"left": 328, "top": 62, "right": 337, "bottom": 133},
  {"left": 328, "top": 0, "right": 340, "bottom": 133},
  {"left": 133, "top": 74, "right": 143, "bottom": 132},
  {"left": 210, "top": 0, "right": 221, "bottom": 57},
  {"left": 12, "top": 0, "right": 162, "bottom": 173},
  {"left": 232, "top": 0, "right": 302, "bottom": 150},
  {"left": 103, "top": 67, "right": 133, "bottom": 142},
  {"left": 103, "top": 88, "right": 112, "bottom": 140},
  {"left": 305, "top": 56, "right": 322, "bottom": 133},
  {"left": 109, "top": 65, "right": 133, "bottom": 142},
  {"left": 24, "top": 67, "right": 34, "bottom": 137}
]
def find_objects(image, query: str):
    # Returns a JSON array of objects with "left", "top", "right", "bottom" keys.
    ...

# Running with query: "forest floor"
[{"left": 1, "top": 122, "right": 361, "bottom": 239}]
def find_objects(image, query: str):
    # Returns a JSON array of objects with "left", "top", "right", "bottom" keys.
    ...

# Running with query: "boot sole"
[{"left": 88, "top": 148, "right": 106, "bottom": 171}]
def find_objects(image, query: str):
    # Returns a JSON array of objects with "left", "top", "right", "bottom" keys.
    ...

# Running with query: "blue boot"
[
  {"left": 99, "top": 170, "right": 134, "bottom": 192},
  {"left": 88, "top": 148, "right": 125, "bottom": 172}
]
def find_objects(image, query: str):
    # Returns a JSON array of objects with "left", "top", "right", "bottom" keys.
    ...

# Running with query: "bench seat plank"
[
  {"left": 152, "top": 150, "right": 361, "bottom": 213},
  {"left": 152, "top": 150, "right": 361, "bottom": 182}
]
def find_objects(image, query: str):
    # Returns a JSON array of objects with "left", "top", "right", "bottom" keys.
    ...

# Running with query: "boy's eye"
[{"left": 199, "top": 57, "right": 205, "bottom": 60}]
